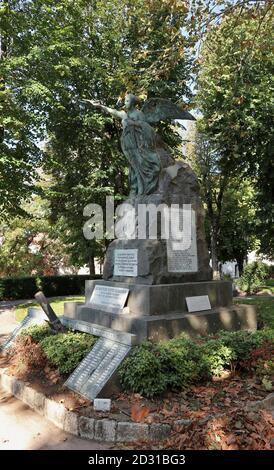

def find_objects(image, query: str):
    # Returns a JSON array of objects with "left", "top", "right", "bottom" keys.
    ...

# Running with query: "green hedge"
[
  {"left": 0, "top": 274, "right": 102, "bottom": 300},
  {"left": 119, "top": 330, "right": 274, "bottom": 397},
  {"left": 19, "top": 324, "right": 97, "bottom": 374}
]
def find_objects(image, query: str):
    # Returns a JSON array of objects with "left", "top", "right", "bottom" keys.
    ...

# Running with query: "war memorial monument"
[{"left": 60, "top": 93, "right": 256, "bottom": 398}]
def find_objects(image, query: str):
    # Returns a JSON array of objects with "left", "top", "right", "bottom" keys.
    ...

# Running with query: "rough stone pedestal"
[{"left": 64, "top": 279, "right": 257, "bottom": 342}]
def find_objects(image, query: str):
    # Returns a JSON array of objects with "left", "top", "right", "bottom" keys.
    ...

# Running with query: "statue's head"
[{"left": 124, "top": 93, "right": 136, "bottom": 110}]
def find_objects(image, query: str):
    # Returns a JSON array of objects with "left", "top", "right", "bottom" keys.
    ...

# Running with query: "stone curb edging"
[{"left": 0, "top": 370, "right": 171, "bottom": 443}]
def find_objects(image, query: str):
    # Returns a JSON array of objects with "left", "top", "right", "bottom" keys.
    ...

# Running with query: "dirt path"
[
  {"left": 0, "top": 301, "right": 111, "bottom": 450},
  {"left": 0, "top": 388, "right": 111, "bottom": 450},
  {"left": 0, "top": 307, "right": 17, "bottom": 345}
]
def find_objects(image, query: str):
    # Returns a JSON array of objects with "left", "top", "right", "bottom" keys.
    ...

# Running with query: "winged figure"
[{"left": 82, "top": 93, "right": 195, "bottom": 196}]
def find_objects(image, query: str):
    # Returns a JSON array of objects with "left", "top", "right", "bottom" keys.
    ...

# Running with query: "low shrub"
[
  {"left": 119, "top": 335, "right": 229, "bottom": 397},
  {"left": 119, "top": 327, "right": 274, "bottom": 396},
  {"left": 218, "top": 331, "right": 257, "bottom": 362},
  {"left": 160, "top": 336, "right": 207, "bottom": 387},
  {"left": 250, "top": 340, "right": 274, "bottom": 390},
  {"left": 40, "top": 331, "right": 97, "bottom": 374},
  {"left": 200, "top": 339, "right": 235, "bottom": 376},
  {"left": 118, "top": 342, "right": 168, "bottom": 397},
  {"left": 20, "top": 324, "right": 53, "bottom": 342},
  {"left": 237, "top": 261, "right": 270, "bottom": 294},
  {"left": 252, "top": 328, "right": 274, "bottom": 344}
]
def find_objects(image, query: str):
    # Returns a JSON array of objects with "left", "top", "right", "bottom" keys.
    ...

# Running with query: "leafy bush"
[
  {"left": 20, "top": 324, "right": 53, "bottom": 342},
  {"left": 252, "top": 328, "right": 274, "bottom": 344},
  {"left": 218, "top": 331, "right": 258, "bottom": 362},
  {"left": 249, "top": 340, "right": 274, "bottom": 390},
  {"left": 119, "top": 342, "right": 168, "bottom": 397},
  {"left": 160, "top": 336, "right": 207, "bottom": 388},
  {"left": 237, "top": 261, "right": 270, "bottom": 294},
  {"left": 40, "top": 332, "right": 97, "bottom": 374},
  {"left": 0, "top": 274, "right": 101, "bottom": 300},
  {"left": 119, "top": 327, "right": 274, "bottom": 397},
  {"left": 119, "top": 335, "right": 221, "bottom": 397},
  {"left": 200, "top": 339, "right": 235, "bottom": 376}
]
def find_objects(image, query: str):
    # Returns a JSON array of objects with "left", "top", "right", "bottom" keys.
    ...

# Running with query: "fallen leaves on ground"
[
  {"left": 131, "top": 404, "right": 150, "bottom": 422},
  {"left": 121, "top": 375, "right": 274, "bottom": 450}
]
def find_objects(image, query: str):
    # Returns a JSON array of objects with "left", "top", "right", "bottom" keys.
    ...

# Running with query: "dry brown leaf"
[{"left": 131, "top": 404, "right": 150, "bottom": 423}]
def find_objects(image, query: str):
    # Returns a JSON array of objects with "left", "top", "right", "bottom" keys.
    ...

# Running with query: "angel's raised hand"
[{"left": 81, "top": 98, "right": 101, "bottom": 108}]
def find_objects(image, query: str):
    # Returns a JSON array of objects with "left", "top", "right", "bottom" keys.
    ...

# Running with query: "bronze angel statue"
[{"left": 82, "top": 93, "right": 195, "bottom": 196}]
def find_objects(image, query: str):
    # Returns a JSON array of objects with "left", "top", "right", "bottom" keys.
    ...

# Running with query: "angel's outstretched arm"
[{"left": 81, "top": 99, "right": 126, "bottom": 120}]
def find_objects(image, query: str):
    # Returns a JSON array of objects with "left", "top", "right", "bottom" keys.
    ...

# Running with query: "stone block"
[
  {"left": 149, "top": 424, "right": 171, "bottom": 441},
  {"left": 22, "top": 386, "right": 45, "bottom": 413},
  {"left": 11, "top": 378, "right": 24, "bottom": 400},
  {"left": 116, "top": 422, "right": 149, "bottom": 442},
  {"left": 44, "top": 398, "right": 66, "bottom": 428},
  {"left": 78, "top": 416, "right": 95, "bottom": 440},
  {"left": 63, "top": 410, "right": 78, "bottom": 435},
  {"left": 94, "top": 419, "right": 117, "bottom": 442},
  {"left": 84, "top": 279, "right": 232, "bottom": 316},
  {"left": 64, "top": 302, "right": 85, "bottom": 319}
]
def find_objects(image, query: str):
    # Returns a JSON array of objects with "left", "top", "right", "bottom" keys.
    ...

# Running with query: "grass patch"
[
  {"left": 234, "top": 297, "right": 274, "bottom": 329},
  {"left": 15, "top": 296, "right": 84, "bottom": 322}
]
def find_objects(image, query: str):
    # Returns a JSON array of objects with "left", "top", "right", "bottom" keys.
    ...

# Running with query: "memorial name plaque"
[
  {"left": 89, "top": 285, "right": 129, "bottom": 314},
  {"left": 186, "top": 295, "right": 211, "bottom": 313},
  {"left": 167, "top": 209, "right": 198, "bottom": 273},
  {"left": 65, "top": 337, "right": 131, "bottom": 400},
  {"left": 114, "top": 249, "right": 138, "bottom": 277}
]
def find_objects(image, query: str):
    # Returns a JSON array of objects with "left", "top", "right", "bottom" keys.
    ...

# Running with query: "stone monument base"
[{"left": 64, "top": 279, "right": 256, "bottom": 342}]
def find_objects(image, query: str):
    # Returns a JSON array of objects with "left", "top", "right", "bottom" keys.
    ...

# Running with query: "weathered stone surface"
[
  {"left": 22, "top": 386, "right": 45, "bottom": 413},
  {"left": 149, "top": 424, "right": 171, "bottom": 441},
  {"left": 63, "top": 410, "right": 78, "bottom": 435},
  {"left": 64, "top": 301, "right": 85, "bottom": 318},
  {"left": 84, "top": 279, "right": 232, "bottom": 316},
  {"left": 94, "top": 419, "right": 117, "bottom": 442},
  {"left": 116, "top": 422, "right": 149, "bottom": 442},
  {"left": 71, "top": 286, "right": 256, "bottom": 343},
  {"left": 44, "top": 398, "right": 66, "bottom": 428},
  {"left": 78, "top": 416, "right": 95, "bottom": 439},
  {"left": 11, "top": 378, "right": 24, "bottom": 400},
  {"left": 103, "top": 162, "right": 212, "bottom": 285}
]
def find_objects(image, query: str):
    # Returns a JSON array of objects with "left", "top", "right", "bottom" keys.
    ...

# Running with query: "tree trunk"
[
  {"left": 211, "top": 228, "right": 220, "bottom": 280},
  {"left": 236, "top": 256, "right": 244, "bottom": 276},
  {"left": 89, "top": 255, "right": 95, "bottom": 277}
]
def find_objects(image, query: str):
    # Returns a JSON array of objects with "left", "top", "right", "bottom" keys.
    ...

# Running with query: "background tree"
[
  {"left": 184, "top": 123, "right": 258, "bottom": 277},
  {"left": 0, "top": 189, "right": 72, "bottom": 277},
  {"left": 0, "top": 0, "right": 41, "bottom": 219},
  {"left": 197, "top": 3, "right": 274, "bottom": 259},
  {"left": 3, "top": 0, "right": 195, "bottom": 274}
]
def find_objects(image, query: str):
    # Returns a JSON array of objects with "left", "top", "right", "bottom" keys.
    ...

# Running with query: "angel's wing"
[{"left": 141, "top": 98, "right": 195, "bottom": 124}]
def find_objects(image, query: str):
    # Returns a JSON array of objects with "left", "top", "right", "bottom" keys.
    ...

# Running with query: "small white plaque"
[
  {"left": 89, "top": 285, "right": 129, "bottom": 313},
  {"left": 114, "top": 249, "right": 138, "bottom": 277},
  {"left": 186, "top": 295, "right": 211, "bottom": 312},
  {"left": 94, "top": 398, "right": 111, "bottom": 412}
]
